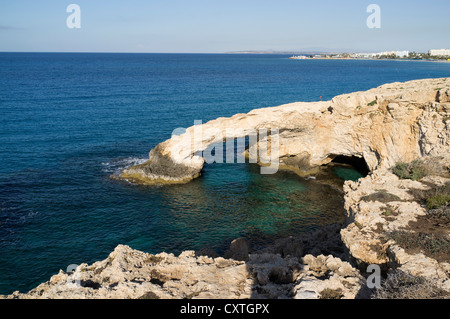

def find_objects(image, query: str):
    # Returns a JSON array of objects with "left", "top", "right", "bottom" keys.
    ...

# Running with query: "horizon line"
[
  {"left": 0, "top": 49, "right": 440, "bottom": 54},
  {"left": 0, "top": 49, "right": 443, "bottom": 55}
]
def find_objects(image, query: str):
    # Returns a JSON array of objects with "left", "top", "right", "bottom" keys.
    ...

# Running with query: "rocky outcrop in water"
[{"left": 122, "top": 78, "right": 450, "bottom": 184}]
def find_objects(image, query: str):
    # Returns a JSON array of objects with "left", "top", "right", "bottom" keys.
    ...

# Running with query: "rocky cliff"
[{"left": 2, "top": 78, "right": 449, "bottom": 299}]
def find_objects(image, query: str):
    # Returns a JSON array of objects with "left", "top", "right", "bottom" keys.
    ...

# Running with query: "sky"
[{"left": 0, "top": 0, "right": 449, "bottom": 53}]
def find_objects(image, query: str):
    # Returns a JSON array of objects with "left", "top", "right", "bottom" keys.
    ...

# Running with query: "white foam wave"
[{"left": 101, "top": 157, "right": 147, "bottom": 176}]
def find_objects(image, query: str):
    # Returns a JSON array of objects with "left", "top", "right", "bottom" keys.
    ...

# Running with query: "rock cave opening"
[{"left": 329, "top": 155, "right": 370, "bottom": 177}]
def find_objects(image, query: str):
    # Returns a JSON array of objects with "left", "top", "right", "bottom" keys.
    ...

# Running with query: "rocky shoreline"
[{"left": 2, "top": 78, "right": 449, "bottom": 299}]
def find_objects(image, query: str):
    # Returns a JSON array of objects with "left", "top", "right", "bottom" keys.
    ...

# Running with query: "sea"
[{"left": 1, "top": 53, "right": 450, "bottom": 295}]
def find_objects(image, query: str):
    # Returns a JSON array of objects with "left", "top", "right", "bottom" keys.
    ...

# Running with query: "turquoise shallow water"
[{"left": 1, "top": 53, "right": 450, "bottom": 294}]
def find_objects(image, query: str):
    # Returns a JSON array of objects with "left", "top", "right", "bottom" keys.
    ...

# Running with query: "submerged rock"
[{"left": 224, "top": 237, "right": 250, "bottom": 261}]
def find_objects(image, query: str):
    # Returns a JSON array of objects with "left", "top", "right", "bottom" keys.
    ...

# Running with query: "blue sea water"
[{"left": 1, "top": 53, "right": 450, "bottom": 295}]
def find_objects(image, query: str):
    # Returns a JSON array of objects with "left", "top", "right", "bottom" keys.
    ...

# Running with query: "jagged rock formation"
[
  {"left": 1, "top": 228, "right": 367, "bottom": 299},
  {"left": 341, "top": 158, "right": 450, "bottom": 292},
  {"left": 122, "top": 78, "right": 450, "bottom": 184},
  {"left": 2, "top": 78, "right": 449, "bottom": 299}
]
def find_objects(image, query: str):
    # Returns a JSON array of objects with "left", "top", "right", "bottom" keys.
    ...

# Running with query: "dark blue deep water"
[{"left": 1, "top": 53, "right": 450, "bottom": 294}]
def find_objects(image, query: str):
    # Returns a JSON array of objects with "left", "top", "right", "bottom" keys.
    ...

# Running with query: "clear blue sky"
[{"left": 0, "top": 0, "right": 449, "bottom": 53}]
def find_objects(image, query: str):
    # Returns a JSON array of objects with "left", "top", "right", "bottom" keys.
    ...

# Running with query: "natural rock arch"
[{"left": 122, "top": 78, "right": 450, "bottom": 185}]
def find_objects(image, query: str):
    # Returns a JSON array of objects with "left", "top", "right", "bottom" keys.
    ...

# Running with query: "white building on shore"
[
  {"left": 429, "top": 49, "right": 450, "bottom": 57},
  {"left": 379, "top": 50, "right": 409, "bottom": 58},
  {"left": 352, "top": 52, "right": 378, "bottom": 59}
]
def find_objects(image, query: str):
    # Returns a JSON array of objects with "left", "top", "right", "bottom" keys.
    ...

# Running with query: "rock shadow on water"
[
  {"left": 205, "top": 221, "right": 373, "bottom": 299},
  {"left": 242, "top": 169, "right": 373, "bottom": 298},
  {"left": 192, "top": 165, "right": 372, "bottom": 299},
  {"left": 119, "top": 152, "right": 372, "bottom": 299}
]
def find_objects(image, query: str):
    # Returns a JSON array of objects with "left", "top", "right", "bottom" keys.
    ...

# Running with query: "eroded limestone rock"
[{"left": 122, "top": 78, "right": 450, "bottom": 185}]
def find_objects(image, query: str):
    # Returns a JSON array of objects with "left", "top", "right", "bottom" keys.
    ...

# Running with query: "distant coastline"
[
  {"left": 288, "top": 56, "right": 450, "bottom": 63},
  {"left": 225, "top": 50, "right": 450, "bottom": 63}
]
